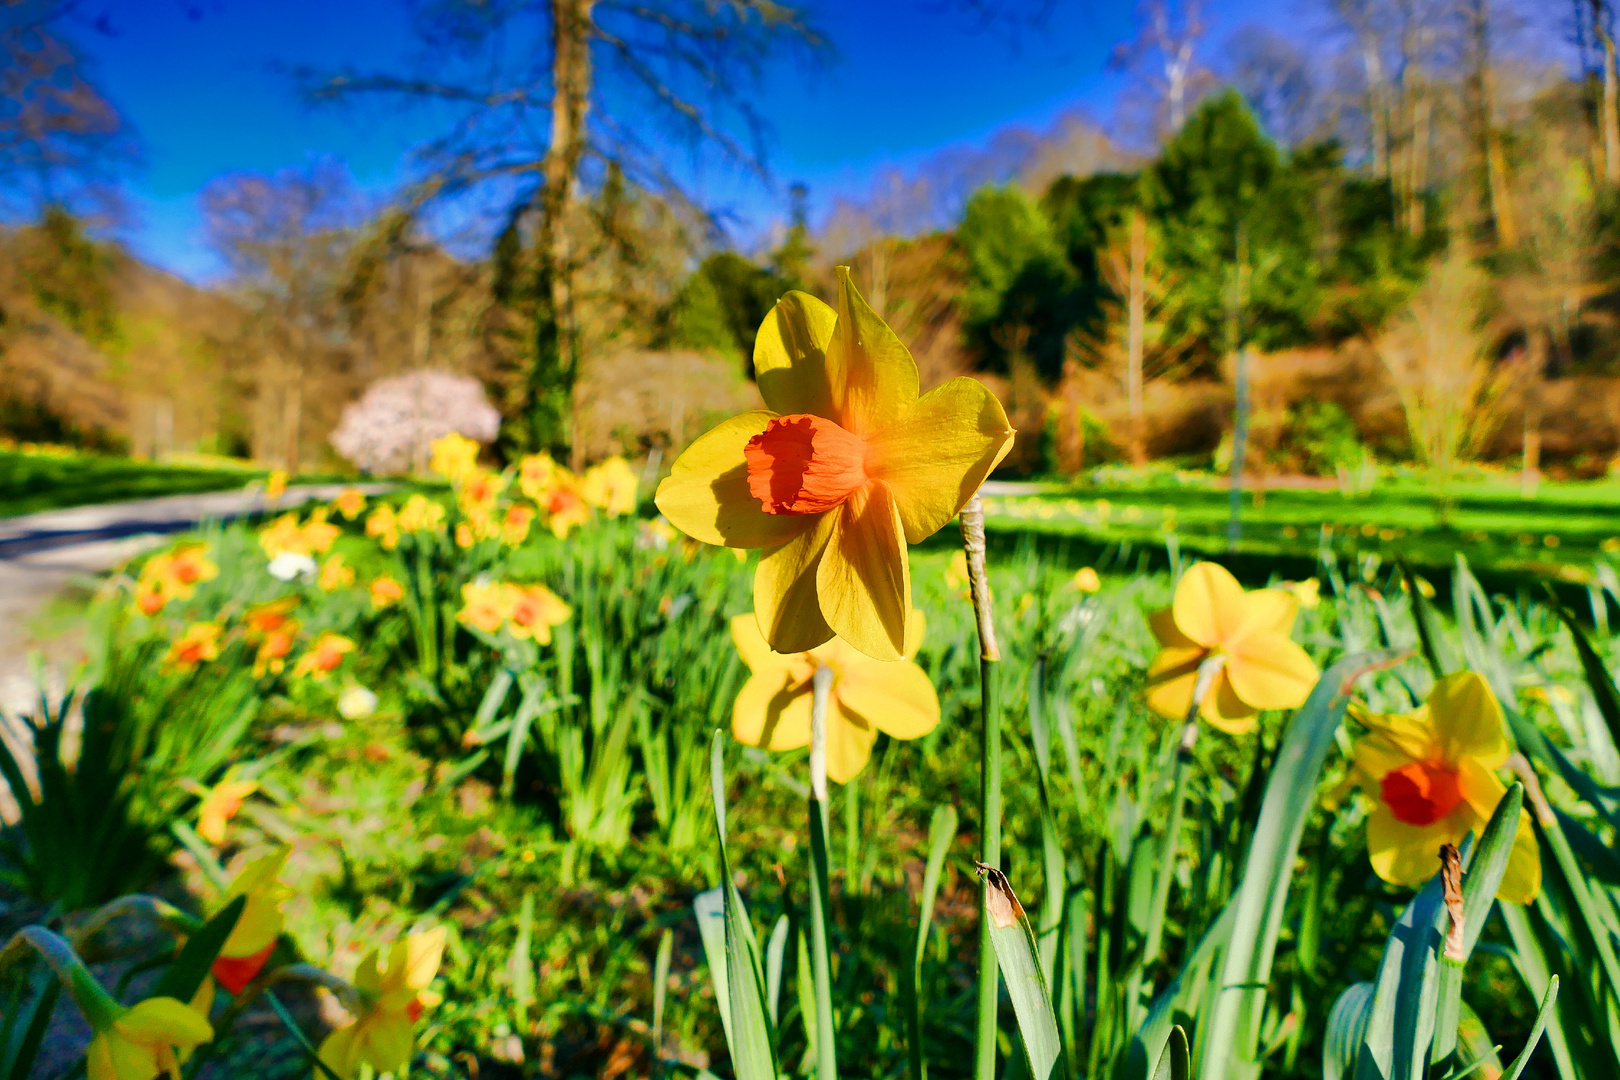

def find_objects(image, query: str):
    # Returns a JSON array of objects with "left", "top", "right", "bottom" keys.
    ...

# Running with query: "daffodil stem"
[
  {"left": 808, "top": 664, "right": 838, "bottom": 1080},
  {"left": 960, "top": 494, "right": 1001, "bottom": 1080},
  {"left": 1142, "top": 655, "right": 1226, "bottom": 970}
]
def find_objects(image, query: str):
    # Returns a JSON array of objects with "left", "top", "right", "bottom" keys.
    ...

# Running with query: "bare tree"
[
  {"left": 201, "top": 160, "right": 363, "bottom": 471},
  {"left": 298, "top": 0, "right": 824, "bottom": 458},
  {"left": 1112, "top": 0, "right": 1211, "bottom": 135},
  {"left": 0, "top": 4, "right": 134, "bottom": 216}
]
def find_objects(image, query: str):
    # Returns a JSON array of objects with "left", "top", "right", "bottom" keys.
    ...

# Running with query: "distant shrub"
[{"left": 330, "top": 370, "right": 500, "bottom": 474}]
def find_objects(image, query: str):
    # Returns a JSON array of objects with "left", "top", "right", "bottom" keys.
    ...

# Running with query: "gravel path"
[{"left": 0, "top": 484, "right": 388, "bottom": 716}]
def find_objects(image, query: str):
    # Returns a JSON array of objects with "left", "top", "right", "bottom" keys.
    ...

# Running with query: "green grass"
[
  {"left": 0, "top": 448, "right": 266, "bottom": 518},
  {"left": 985, "top": 469, "right": 1620, "bottom": 586}
]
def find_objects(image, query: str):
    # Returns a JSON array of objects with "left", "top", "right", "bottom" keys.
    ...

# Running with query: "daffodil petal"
[
  {"left": 825, "top": 705, "right": 877, "bottom": 784},
  {"left": 1497, "top": 809, "right": 1542, "bottom": 904},
  {"left": 1352, "top": 731, "right": 1420, "bottom": 784},
  {"left": 1148, "top": 607, "right": 1198, "bottom": 650},
  {"left": 1367, "top": 804, "right": 1472, "bottom": 887},
  {"left": 1200, "top": 672, "right": 1259, "bottom": 734},
  {"left": 1172, "top": 562, "right": 1247, "bottom": 647},
  {"left": 1429, "top": 672, "right": 1511, "bottom": 767},
  {"left": 117, "top": 998, "right": 214, "bottom": 1047},
  {"left": 866, "top": 378, "right": 1015, "bottom": 543},
  {"left": 754, "top": 290, "right": 838, "bottom": 419},
  {"left": 318, "top": 1025, "right": 363, "bottom": 1079},
  {"left": 364, "top": 1013, "right": 417, "bottom": 1075},
  {"left": 1456, "top": 756, "right": 1510, "bottom": 822},
  {"left": 755, "top": 511, "right": 837, "bottom": 653},
  {"left": 733, "top": 673, "right": 812, "bottom": 751},
  {"left": 655, "top": 411, "right": 811, "bottom": 548},
  {"left": 1144, "top": 646, "right": 1205, "bottom": 720},
  {"left": 403, "top": 928, "right": 446, "bottom": 991},
  {"left": 817, "top": 481, "right": 910, "bottom": 662},
  {"left": 1235, "top": 588, "right": 1298, "bottom": 639},
  {"left": 825, "top": 267, "right": 918, "bottom": 435},
  {"left": 730, "top": 614, "right": 800, "bottom": 676},
  {"left": 836, "top": 658, "right": 940, "bottom": 739},
  {"left": 1225, "top": 631, "right": 1319, "bottom": 711}
]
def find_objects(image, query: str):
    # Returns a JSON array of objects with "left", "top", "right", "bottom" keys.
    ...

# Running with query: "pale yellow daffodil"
[
  {"left": 1352, "top": 671, "right": 1540, "bottom": 903},
  {"left": 730, "top": 611, "right": 937, "bottom": 783},
  {"left": 211, "top": 848, "right": 291, "bottom": 994},
  {"left": 429, "top": 433, "right": 481, "bottom": 482},
  {"left": 86, "top": 995, "right": 213, "bottom": 1080},
  {"left": 657, "top": 268, "right": 1014, "bottom": 661},
  {"left": 316, "top": 928, "right": 446, "bottom": 1079},
  {"left": 1144, "top": 562, "right": 1319, "bottom": 734}
]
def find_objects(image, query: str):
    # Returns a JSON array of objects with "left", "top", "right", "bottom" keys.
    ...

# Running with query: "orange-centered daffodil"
[
  {"left": 317, "top": 927, "right": 446, "bottom": 1079},
  {"left": 1144, "top": 562, "right": 1320, "bottom": 734},
  {"left": 656, "top": 268, "right": 1014, "bottom": 661},
  {"left": 1351, "top": 671, "right": 1540, "bottom": 904},
  {"left": 730, "top": 611, "right": 938, "bottom": 783},
  {"left": 211, "top": 848, "right": 291, "bottom": 994}
]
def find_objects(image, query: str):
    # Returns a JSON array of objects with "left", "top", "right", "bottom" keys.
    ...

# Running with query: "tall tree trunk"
[
  {"left": 529, "top": 0, "right": 595, "bottom": 460},
  {"left": 1468, "top": 0, "right": 1518, "bottom": 247},
  {"left": 1126, "top": 209, "right": 1147, "bottom": 464},
  {"left": 283, "top": 359, "right": 303, "bottom": 474},
  {"left": 1597, "top": 0, "right": 1620, "bottom": 182}
]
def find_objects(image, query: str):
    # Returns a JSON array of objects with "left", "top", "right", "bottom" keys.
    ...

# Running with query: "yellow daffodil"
[
  {"left": 457, "top": 581, "right": 509, "bottom": 634},
  {"left": 332, "top": 487, "right": 366, "bottom": 520},
  {"left": 369, "top": 576, "right": 405, "bottom": 610},
  {"left": 454, "top": 521, "right": 477, "bottom": 549},
  {"left": 264, "top": 468, "right": 288, "bottom": 502},
  {"left": 501, "top": 504, "right": 535, "bottom": 545},
  {"left": 318, "top": 554, "right": 354, "bottom": 591},
  {"left": 540, "top": 471, "right": 590, "bottom": 538},
  {"left": 165, "top": 623, "right": 222, "bottom": 673},
  {"left": 581, "top": 456, "right": 639, "bottom": 517},
  {"left": 518, "top": 453, "right": 558, "bottom": 502},
  {"left": 301, "top": 510, "right": 340, "bottom": 554},
  {"left": 191, "top": 772, "right": 258, "bottom": 846},
  {"left": 656, "top": 268, "right": 1014, "bottom": 661},
  {"left": 1351, "top": 672, "right": 1540, "bottom": 903},
  {"left": 429, "top": 432, "right": 480, "bottom": 482},
  {"left": 456, "top": 468, "right": 506, "bottom": 516},
  {"left": 1144, "top": 562, "right": 1319, "bottom": 734},
  {"left": 243, "top": 598, "right": 299, "bottom": 676},
  {"left": 317, "top": 928, "right": 446, "bottom": 1080},
  {"left": 86, "top": 994, "right": 214, "bottom": 1080},
  {"left": 134, "top": 546, "right": 218, "bottom": 615},
  {"left": 259, "top": 513, "right": 338, "bottom": 560},
  {"left": 1072, "top": 567, "right": 1101, "bottom": 593},
  {"left": 291, "top": 633, "right": 355, "bottom": 680},
  {"left": 366, "top": 505, "right": 400, "bottom": 550},
  {"left": 396, "top": 494, "right": 446, "bottom": 535},
  {"left": 730, "top": 611, "right": 937, "bottom": 783},
  {"left": 211, "top": 849, "right": 291, "bottom": 994},
  {"left": 505, "top": 584, "right": 571, "bottom": 644},
  {"left": 1286, "top": 578, "right": 1321, "bottom": 610}
]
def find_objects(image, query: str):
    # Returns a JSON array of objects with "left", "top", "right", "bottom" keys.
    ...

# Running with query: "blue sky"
[{"left": 75, "top": 0, "right": 1305, "bottom": 282}]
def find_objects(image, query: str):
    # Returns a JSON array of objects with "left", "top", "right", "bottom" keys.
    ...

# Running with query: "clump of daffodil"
[
  {"left": 317, "top": 928, "right": 446, "bottom": 1080},
  {"left": 581, "top": 456, "right": 639, "bottom": 517},
  {"left": 258, "top": 511, "right": 339, "bottom": 561},
  {"left": 520, "top": 456, "right": 591, "bottom": 538},
  {"left": 396, "top": 494, "right": 446, "bottom": 535},
  {"left": 210, "top": 848, "right": 292, "bottom": 994},
  {"left": 730, "top": 611, "right": 938, "bottom": 783},
  {"left": 657, "top": 268, "right": 1014, "bottom": 661},
  {"left": 457, "top": 581, "right": 570, "bottom": 643},
  {"left": 1144, "top": 562, "right": 1319, "bottom": 734},
  {"left": 366, "top": 504, "right": 400, "bottom": 550},
  {"left": 1350, "top": 671, "right": 1540, "bottom": 903},
  {"left": 317, "top": 553, "right": 354, "bottom": 591},
  {"left": 133, "top": 545, "right": 218, "bottom": 615}
]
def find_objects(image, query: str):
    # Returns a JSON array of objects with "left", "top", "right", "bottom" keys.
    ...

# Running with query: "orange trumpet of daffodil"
[
  {"left": 657, "top": 268, "right": 1014, "bottom": 661},
  {"left": 730, "top": 611, "right": 938, "bottom": 783},
  {"left": 85, "top": 994, "right": 214, "bottom": 1080},
  {"left": 1144, "top": 562, "right": 1320, "bottom": 734},
  {"left": 1351, "top": 671, "right": 1540, "bottom": 903},
  {"left": 317, "top": 927, "right": 446, "bottom": 1079},
  {"left": 165, "top": 623, "right": 222, "bottom": 673},
  {"left": 210, "top": 848, "right": 291, "bottom": 994},
  {"left": 291, "top": 633, "right": 355, "bottom": 680}
]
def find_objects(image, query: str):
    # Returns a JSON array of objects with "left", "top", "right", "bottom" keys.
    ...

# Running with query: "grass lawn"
[
  {"left": 978, "top": 468, "right": 1620, "bottom": 594},
  {"left": 0, "top": 448, "right": 266, "bottom": 518}
]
